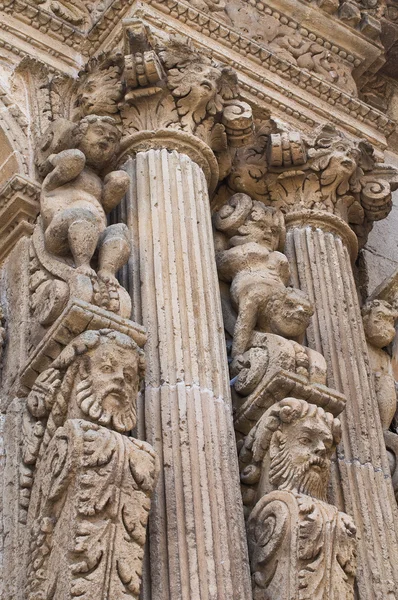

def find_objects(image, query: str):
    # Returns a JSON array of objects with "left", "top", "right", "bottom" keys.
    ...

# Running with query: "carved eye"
[
  {"left": 101, "top": 364, "right": 113, "bottom": 373},
  {"left": 124, "top": 370, "right": 134, "bottom": 383},
  {"left": 299, "top": 437, "right": 312, "bottom": 445},
  {"left": 201, "top": 80, "right": 212, "bottom": 91}
]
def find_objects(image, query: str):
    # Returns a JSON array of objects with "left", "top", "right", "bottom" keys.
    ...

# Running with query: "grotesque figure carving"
[
  {"left": 32, "top": 115, "right": 132, "bottom": 323},
  {"left": 362, "top": 299, "right": 398, "bottom": 430},
  {"left": 214, "top": 193, "right": 313, "bottom": 357},
  {"left": 244, "top": 398, "right": 357, "bottom": 600},
  {"left": 362, "top": 299, "right": 398, "bottom": 503},
  {"left": 40, "top": 115, "right": 129, "bottom": 278},
  {"left": 22, "top": 330, "right": 158, "bottom": 600},
  {"left": 74, "top": 52, "right": 125, "bottom": 117}
]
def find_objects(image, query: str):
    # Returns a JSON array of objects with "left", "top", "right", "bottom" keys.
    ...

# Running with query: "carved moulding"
[
  {"left": 131, "top": 0, "right": 394, "bottom": 140},
  {"left": 243, "top": 398, "right": 356, "bottom": 600},
  {"left": 0, "top": 175, "right": 40, "bottom": 265},
  {"left": 21, "top": 329, "right": 159, "bottom": 600}
]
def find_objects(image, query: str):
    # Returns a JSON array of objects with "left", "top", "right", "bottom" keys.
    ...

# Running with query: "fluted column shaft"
[
  {"left": 121, "top": 148, "right": 251, "bottom": 600},
  {"left": 285, "top": 215, "right": 398, "bottom": 600}
]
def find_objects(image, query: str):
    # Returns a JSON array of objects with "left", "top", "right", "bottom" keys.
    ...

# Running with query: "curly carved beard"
[
  {"left": 269, "top": 442, "right": 329, "bottom": 501},
  {"left": 75, "top": 377, "right": 136, "bottom": 433}
]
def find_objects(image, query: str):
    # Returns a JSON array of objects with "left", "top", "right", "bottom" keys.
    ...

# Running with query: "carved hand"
[{"left": 27, "top": 368, "right": 61, "bottom": 418}]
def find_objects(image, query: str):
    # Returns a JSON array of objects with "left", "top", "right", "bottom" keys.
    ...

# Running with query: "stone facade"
[{"left": 1, "top": 1, "right": 398, "bottom": 600}]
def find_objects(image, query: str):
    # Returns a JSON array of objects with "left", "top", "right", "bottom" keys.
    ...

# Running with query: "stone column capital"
[{"left": 73, "top": 19, "right": 253, "bottom": 194}]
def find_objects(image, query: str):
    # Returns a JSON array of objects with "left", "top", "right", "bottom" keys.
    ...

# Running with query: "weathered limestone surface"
[
  {"left": 121, "top": 148, "right": 252, "bottom": 600},
  {"left": 285, "top": 217, "right": 398, "bottom": 599},
  {"left": 1, "top": 1, "right": 398, "bottom": 599}
]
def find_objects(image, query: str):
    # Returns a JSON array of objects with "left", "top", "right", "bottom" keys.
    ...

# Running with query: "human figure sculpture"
[
  {"left": 40, "top": 115, "right": 130, "bottom": 281},
  {"left": 362, "top": 299, "right": 398, "bottom": 503},
  {"left": 214, "top": 193, "right": 313, "bottom": 358},
  {"left": 362, "top": 299, "right": 398, "bottom": 430},
  {"left": 22, "top": 330, "right": 159, "bottom": 600},
  {"left": 245, "top": 398, "right": 357, "bottom": 600}
]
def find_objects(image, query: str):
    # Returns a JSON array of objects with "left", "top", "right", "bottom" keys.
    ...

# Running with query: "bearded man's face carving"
[
  {"left": 76, "top": 340, "right": 140, "bottom": 433},
  {"left": 269, "top": 414, "right": 335, "bottom": 501}
]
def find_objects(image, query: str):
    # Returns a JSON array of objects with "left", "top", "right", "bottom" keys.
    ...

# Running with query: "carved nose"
[{"left": 314, "top": 442, "right": 327, "bottom": 456}]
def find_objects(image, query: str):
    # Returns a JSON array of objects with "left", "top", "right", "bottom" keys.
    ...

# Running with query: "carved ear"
[
  {"left": 311, "top": 153, "right": 331, "bottom": 173},
  {"left": 213, "top": 193, "right": 253, "bottom": 235}
]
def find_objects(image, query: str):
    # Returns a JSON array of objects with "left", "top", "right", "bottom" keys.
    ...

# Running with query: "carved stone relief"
[
  {"left": 243, "top": 398, "right": 357, "bottom": 600},
  {"left": 22, "top": 329, "right": 159, "bottom": 599},
  {"left": 30, "top": 114, "right": 132, "bottom": 342},
  {"left": 214, "top": 192, "right": 314, "bottom": 357},
  {"left": 216, "top": 120, "right": 398, "bottom": 248},
  {"left": 362, "top": 298, "right": 398, "bottom": 503}
]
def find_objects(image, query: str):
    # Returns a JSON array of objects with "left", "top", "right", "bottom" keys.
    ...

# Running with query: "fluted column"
[
  {"left": 284, "top": 211, "right": 398, "bottom": 600},
  {"left": 120, "top": 146, "right": 251, "bottom": 600}
]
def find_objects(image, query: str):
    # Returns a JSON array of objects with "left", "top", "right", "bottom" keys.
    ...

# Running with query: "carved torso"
[
  {"left": 248, "top": 490, "right": 357, "bottom": 600},
  {"left": 26, "top": 419, "right": 158, "bottom": 600},
  {"left": 41, "top": 167, "right": 107, "bottom": 232}
]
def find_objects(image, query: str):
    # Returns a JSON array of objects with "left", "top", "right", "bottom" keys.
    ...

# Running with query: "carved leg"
[
  {"left": 98, "top": 223, "right": 131, "bottom": 285},
  {"left": 67, "top": 218, "right": 100, "bottom": 276}
]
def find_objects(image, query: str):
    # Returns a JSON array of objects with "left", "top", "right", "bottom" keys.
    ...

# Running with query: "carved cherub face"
[
  {"left": 76, "top": 118, "right": 121, "bottom": 171},
  {"left": 229, "top": 202, "right": 282, "bottom": 250},
  {"left": 362, "top": 300, "right": 397, "bottom": 348},
  {"left": 268, "top": 288, "right": 314, "bottom": 338},
  {"left": 77, "top": 339, "right": 141, "bottom": 432},
  {"left": 270, "top": 413, "right": 335, "bottom": 499}
]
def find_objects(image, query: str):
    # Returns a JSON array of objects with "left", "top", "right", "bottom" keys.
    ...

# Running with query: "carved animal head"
[
  {"left": 75, "top": 52, "right": 124, "bottom": 117},
  {"left": 362, "top": 299, "right": 398, "bottom": 348}
]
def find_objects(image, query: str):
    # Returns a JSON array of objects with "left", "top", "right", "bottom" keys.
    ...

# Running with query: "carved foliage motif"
[
  {"left": 220, "top": 121, "right": 397, "bottom": 248},
  {"left": 22, "top": 330, "right": 159, "bottom": 600},
  {"left": 71, "top": 24, "right": 253, "bottom": 156},
  {"left": 26, "top": 419, "right": 157, "bottom": 600},
  {"left": 223, "top": 1, "right": 358, "bottom": 95}
]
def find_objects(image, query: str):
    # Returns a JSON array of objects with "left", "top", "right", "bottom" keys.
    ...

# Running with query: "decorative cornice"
[{"left": 128, "top": 0, "right": 395, "bottom": 144}]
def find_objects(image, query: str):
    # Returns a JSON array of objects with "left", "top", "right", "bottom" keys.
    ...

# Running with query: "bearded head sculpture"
[
  {"left": 249, "top": 398, "right": 341, "bottom": 501},
  {"left": 28, "top": 330, "right": 146, "bottom": 452}
]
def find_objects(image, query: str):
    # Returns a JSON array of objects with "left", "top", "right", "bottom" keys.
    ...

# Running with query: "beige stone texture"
[{"left": 1, "top": 1, "right": 398, "bottom": 600}]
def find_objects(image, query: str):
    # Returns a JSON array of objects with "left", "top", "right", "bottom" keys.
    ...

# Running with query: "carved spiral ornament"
[
  {"left": 213, "top": 193, "right": 253, "bottom": 234},
  {"left": 360, "top": 178, "right": 392, "bottom": 221}
]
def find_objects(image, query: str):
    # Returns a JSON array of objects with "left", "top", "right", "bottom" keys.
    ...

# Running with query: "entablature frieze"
[{"left": 0, "top": 0, "right": 396, "bottom": 150}]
